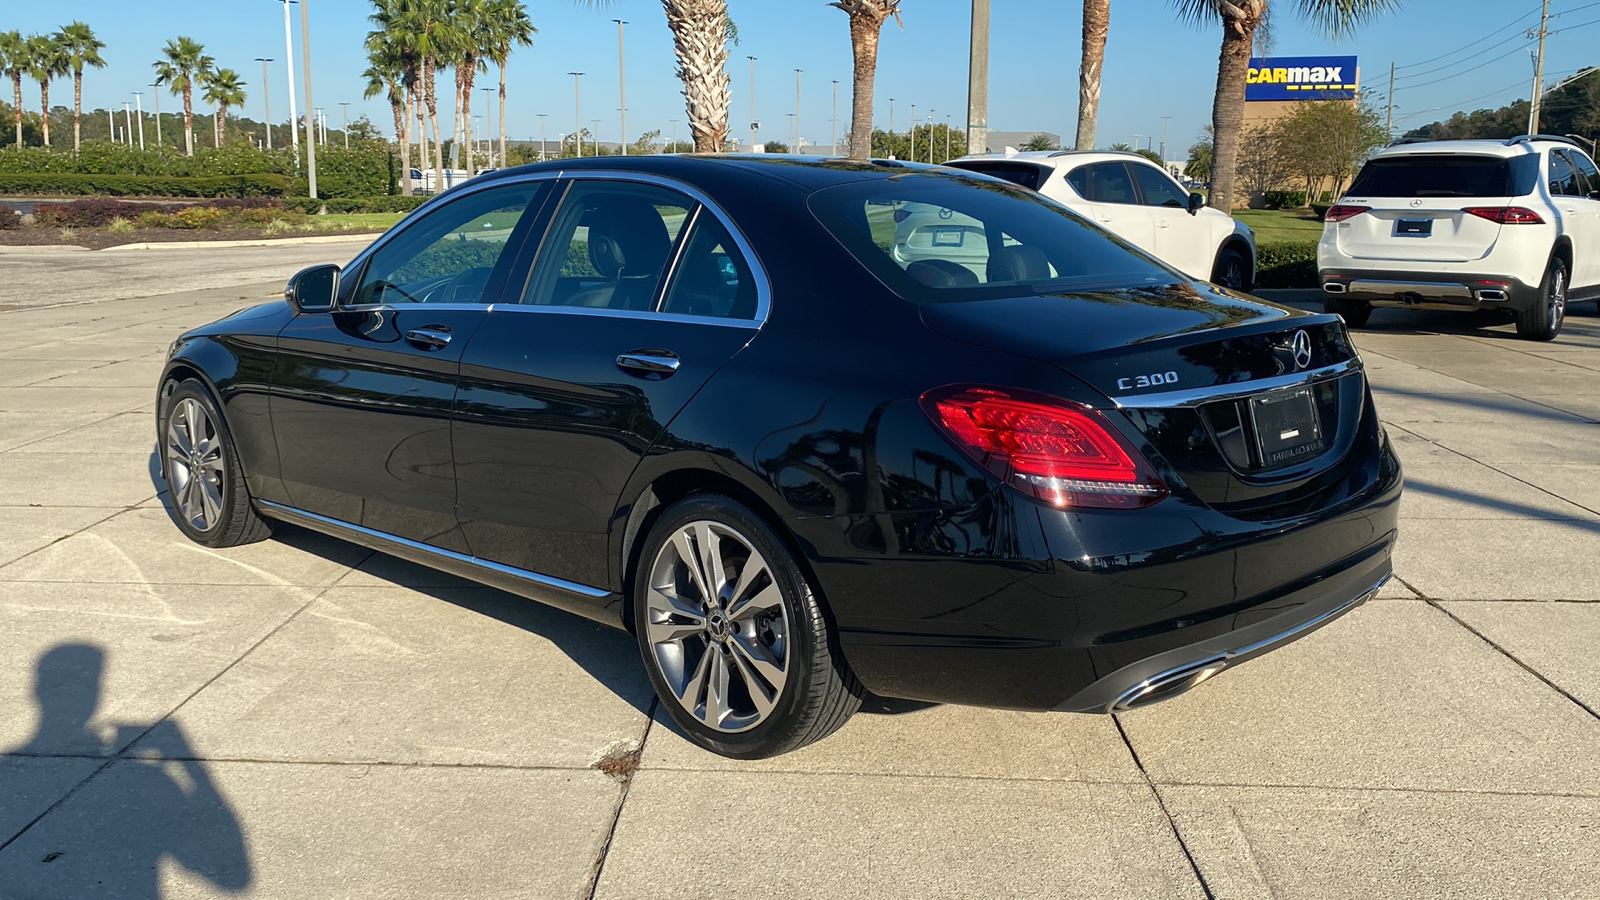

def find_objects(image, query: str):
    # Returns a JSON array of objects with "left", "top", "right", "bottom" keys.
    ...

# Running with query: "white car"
[
  {"left": 945, "top": 150, "right": 1257, "bottom": 290},
  {"left": 1318, "top": 135, "right": 1595, "bottom": 341}
]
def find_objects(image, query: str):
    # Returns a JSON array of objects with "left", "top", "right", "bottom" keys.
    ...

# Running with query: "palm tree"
[
  {"left": 1172, "top": 0, "right": 1399, "bottom": 210},
  {"left": 26, "top": 33, "right": 69, "bottom": 148},
  {"left": 367, "top": 0, "right": 424, "bottom": 173},
  {"left": 384, "top": 0, "right": 450, "bottom": 189},
  {"left": 483, "top": 0, "right": 535, "bottom": 167},
  {"left": 1076, "top": 0, "right": 1109, "bottom": 150},
  {"left": 578, "top": 1, "right": 733, "bottom": 153},
  {"left": 152, "top": 36, "right": 214, "bottom": 156},
  {"left": 449, "top": 0, "right": 488, "bottom": 176},
  {"left": 0, "top": 31, "right": 25, "bottom": 148},
  {"left": 830, "top": 0, "right": 902, "bottom": 161},
  {"left": 1107, "top": 141, "right": 1134, "bottom": 151},
  {"left": 1022, "top": 133, "right": 1057, "bottom": 151},
  {"left": 56, "top": 22, "right": 106, "bottom": 152},
  {"left": 364, "top": 43, "right": 413, "bottom": 195},
  {"left": 201, "top": 67, "right": 246, "bottom": 148}
]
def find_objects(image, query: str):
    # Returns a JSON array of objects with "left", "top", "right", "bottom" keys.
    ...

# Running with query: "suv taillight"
[
  {"left": 920, "top": 386, "right": 1168, "bottom": 509},
  {"left": 1462, "top": 206, "right": 1545, "bottom": 225},
  {"left": 1324, "top": 205, "right": 1369, "bottom": 222}
]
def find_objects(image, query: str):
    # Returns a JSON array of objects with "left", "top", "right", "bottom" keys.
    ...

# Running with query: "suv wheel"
[
  {"left": 1212, "top": 246, "right": 1251, "bottom": 291},
  {"left": 633, "top": 494, "right": 862, "bottom": 758},
  {"left": 1516, "top": 257, "right": 1567, "bottom": 341},
  {"left": 1324, "top": 296, "right": 1373, "bottom": 328}
]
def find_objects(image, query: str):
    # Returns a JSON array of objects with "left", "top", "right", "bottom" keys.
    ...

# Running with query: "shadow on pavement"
[
  {"left": 1404, "top": 477, "right": 1600, "bottom": 534},
  {"left": 0, "top": 644, "right": 250, "bottom": 897},
  {"left": 1374, "top": 384, "right": 1600, "bottom": 425}
]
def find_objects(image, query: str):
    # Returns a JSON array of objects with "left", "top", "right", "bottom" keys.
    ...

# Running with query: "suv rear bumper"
[{"left": 1320, "top": 268, "right": 1540, "bottom": 311}]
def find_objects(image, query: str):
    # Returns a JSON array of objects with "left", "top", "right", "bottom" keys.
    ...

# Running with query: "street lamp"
[
  {"left": 945, "top": 114, "right": 952, "bottom": 163},
  {"left": 786, "top": 112, "right": 795, "bottom": 149},
  {"left": 299, "top": 0, "right": 317, "bottom": 199},
  {"left": 122, "top": 102, "right": 133, "bottom": 147},
  {"left": 614, "top": 19, "right": 628, "bottom": 155},
  {"left": 276, "top": 0, "right": 300, "bottom": 154},
  {"left": 670, "top": 118, "right": 678, "bottom": 152},
  {"left": 254, "top": 59, "right": 274, "bottom": 150},
  {"left": 150, "top": 81, "right": 163, "bottom": 147},
  {"left": 747, "top": 56, "right": 756, "bottom": 151},
  {"left": 132, "top": 92, "right": 145, "bottom": 150},
  {"left": 794, "top": 69, "right": 802, "bottom": 154},
  {"left": 340, "top": 101, "right": 350, "bottom": 149},
  {"left": 592, "top": 118, "right": 601, "bottom": 155},
  {"left": 910, "top": 103, "right": 916, "bottom": 157},
  {"left": 538, "top": 113, "right": 548, "bottom": 160},
  {"left": 831, "top": 80, "right": 838, "bottom": 156},
  {"left": 569, "top": 72, "right": 584, "bottom": 158},
  {"left": 481, "top": 87, "right": 493, "bottom": 164}
]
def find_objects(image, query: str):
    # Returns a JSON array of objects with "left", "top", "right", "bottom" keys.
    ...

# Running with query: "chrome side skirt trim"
[
  {"left": 255, "top": 500, "right": 610, "bottom": 599},
  {"left": 1111, "top": 358, "right": 1362, "bottom": 409}
]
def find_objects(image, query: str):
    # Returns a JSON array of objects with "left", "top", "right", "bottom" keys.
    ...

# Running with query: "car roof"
[
  {"left": 1372, "top": 135, "right": 1588, "bottom": 160},
  {"left": 475, "top": 153, "right": 959, "bottom": 193},
  {"left": 951, "top": 149, "right": 1162, "bottom": 169}
]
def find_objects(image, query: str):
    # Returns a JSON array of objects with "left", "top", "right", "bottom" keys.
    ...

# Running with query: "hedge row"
[
  {"left": 1255, "top": 241, "right": 1319, "bottom": 290},
  {"left": 32, "top": 197, "right": 290, "bottom": 228},
  {"left": 282, "top": 196, "right": 429, "bottom": 215},
  {"left": 0, "top": 145, "right": 399, "bottom": 199},
  {"left": 0, "top": 173, "right": 291, "bottom": 198}
]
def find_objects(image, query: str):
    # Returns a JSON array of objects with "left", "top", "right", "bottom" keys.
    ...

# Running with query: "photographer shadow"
[{"left": 1, "top": 643, "right": 250, "bottom": 898}]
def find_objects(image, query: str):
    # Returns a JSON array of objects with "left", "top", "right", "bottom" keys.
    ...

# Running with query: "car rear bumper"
[{"left": 1319, "top": 268, "right": 1541, "bottom": 311}]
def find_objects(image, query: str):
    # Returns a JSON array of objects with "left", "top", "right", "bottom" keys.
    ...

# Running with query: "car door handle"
[
  {"left": 616, "top": 350, "right": 680, "bottom": 378},
  {"left": 1155, "top": 220, "right": 1171, "bottom": 229},
  {"left": 405, "top": 326, "right": 453, "bottom": 350}
]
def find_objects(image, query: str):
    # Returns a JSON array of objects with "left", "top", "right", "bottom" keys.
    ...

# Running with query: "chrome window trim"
[
  {"left": 1111, "top": 358, "right": 1363, "bottom": 409},
  {"left": 483, "top": 301, "right": 760, "bottom": 329},
  {"left": 256, "top": 500, "right": 611, "bottom": 598}
]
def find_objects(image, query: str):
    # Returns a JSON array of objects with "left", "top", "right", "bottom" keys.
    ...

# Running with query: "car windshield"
[
  {"left": 1346, "top": 154, "right": 1540, "bottom": 198},
  {"left": 807, "top": 173, "right": 1178, "bottom": 304}
]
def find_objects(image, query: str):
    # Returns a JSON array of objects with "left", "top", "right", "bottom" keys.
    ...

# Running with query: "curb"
[{"left": 99, "top": 232, "right": 386, "bottom": 252}]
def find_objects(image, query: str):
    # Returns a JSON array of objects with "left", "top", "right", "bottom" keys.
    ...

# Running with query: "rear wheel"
[
  {"left": 1324, "top": 296, "right": 1373, "bottom": 328},
  {"left": 1516, "top": 257, "right": 1567, "bottom": 341},
  {"left": 159, "top": 379, "right": 271, "bottom": 548},
  {"left": 633, "top": 494, "right": 861, "bottom": 758},
  {"left": 1212, "top": 246, "right": 1252, "bottom": 291}
]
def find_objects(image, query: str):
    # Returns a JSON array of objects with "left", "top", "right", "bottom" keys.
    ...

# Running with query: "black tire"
[
  {"left": 1516, "top": 256, "right": 1567, "bottom": 341},
  {"left": 158, "top": 378, "right": 272, "bottom": 548},
  {"left": 1212, "top": 246, "right": 1252, "bottom": 292},
  {"left": 1324, "top": 296, "right": 1373, "bottom": 328},
  {"left": 632, "top": 494, "right": 862, "bottom": 758}
]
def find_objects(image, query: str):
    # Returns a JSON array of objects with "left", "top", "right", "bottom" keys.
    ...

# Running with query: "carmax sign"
[{"left": 1246, "top": 56, "right": 1358, "bottom": 102}]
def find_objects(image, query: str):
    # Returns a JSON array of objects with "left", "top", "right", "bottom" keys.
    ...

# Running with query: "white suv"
[
  {"left": 945, "top": 150, "right": 1258, "bottom": 290},
  {"left": 1318, "top": 135, "right": 1595, "bottom": 341}
]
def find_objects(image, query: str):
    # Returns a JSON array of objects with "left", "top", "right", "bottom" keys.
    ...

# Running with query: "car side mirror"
[
  {"left": 1188, "top": 192, "right": 1206, "bottom": 215},
  {"left": 1589, "top": 189, "right": 1600, "bottom": 201},
  {"left": 286, "top": 264, "right": 340, "bottom": 314}
]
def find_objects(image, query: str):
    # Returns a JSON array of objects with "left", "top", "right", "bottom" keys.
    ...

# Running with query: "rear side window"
[
  {"left": 1551, "top": 152, "right": 1581, "bottom": 197},
  {"left": 945, "top": 161, "right": 1049, "bottom": 191},
  {"left": 1070, "top": 162, "right": 1138, "bottom": 204},
  {"left": 808, "top": 173, "right": 1175, "bottom": 305},
  {"left": 1346, "top": 154, "right": 1540, "bottom": 198}
]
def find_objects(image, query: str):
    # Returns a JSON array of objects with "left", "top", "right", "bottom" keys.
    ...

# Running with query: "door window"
[
  {"left": 351, "top": 183, "right": 546, "bottom": 305},
  {"left": 1550, "top": 151, "right": 1581, "bottom": 197},
  {"left": 1081, "top": 162, "right": 1138, "bottom": 205},
  {"left": 521, "top": 181, "right": 694, "bottom": 310},
  {"left": 1131, "top": 163, "right": 1190, "bottom": 209},
  {"left": 1562, "top": 149, "right": 1598, "bottom": 197},
  {"left": 660, "top": 213, "right": 759, "bottom": 319}
]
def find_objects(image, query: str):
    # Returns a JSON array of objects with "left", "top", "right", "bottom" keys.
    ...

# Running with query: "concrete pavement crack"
[
  {"left": 584, "top": 699, "right": 657, "bottom": 900},
  {"left": 1423, "top": 598, "right": 1600, "bottom": 723},
  {"left": 1381, "top": 419, "right": 1600, "bottom": 519},
  {"left": 1113, "top": 715, "right": 1217, "bottom": 900}
]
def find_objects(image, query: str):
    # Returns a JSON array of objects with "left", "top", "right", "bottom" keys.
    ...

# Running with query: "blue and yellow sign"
[{"left": 1246, "top": 56, "right": 1359, "bottom": 101}]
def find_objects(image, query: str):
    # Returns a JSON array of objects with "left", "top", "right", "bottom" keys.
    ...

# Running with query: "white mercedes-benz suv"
[
  {"left": 1319, "top": 135, "right": 1596, "bottom": 341},
  {"left": 946, "top": 150, "right": 1258, "bottom": 290}
]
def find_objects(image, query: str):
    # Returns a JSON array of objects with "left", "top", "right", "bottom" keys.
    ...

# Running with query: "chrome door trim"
[
  {"left": 255, "top": 499, "right": 610, "bottom": 599},
  {"left": 1110, "top": 358, "right": 1363, "bottom": 409},
  {"left": 481, "top": 302, "right": 761, "bottom": 329}
]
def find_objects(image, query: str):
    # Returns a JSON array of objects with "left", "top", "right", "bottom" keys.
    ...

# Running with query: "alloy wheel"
[
  {"left": 165, "top": 397, "right": 225, "bottom": 533},
  {"left": 644, "top": 521, "right": 790, "bottom": 733},
  {"left": 1218, "top": 257, "right": 1245, "bottom": 289},
  {"left": 1550, "top": 265, "right": 1567, "bottom": 332}
]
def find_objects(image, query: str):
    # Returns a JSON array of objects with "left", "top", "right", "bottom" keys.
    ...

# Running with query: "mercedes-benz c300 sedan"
[{"left": 157, "top": 155, "right": 1401, "bottom": 758}]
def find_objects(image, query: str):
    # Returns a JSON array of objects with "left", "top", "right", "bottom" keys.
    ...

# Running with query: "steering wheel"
[
  {"left": 435, "top": 266, "right": 493, "bottom": 304},
  {"left": 365, "top": 280, "right": 424, "bottom": 305}
]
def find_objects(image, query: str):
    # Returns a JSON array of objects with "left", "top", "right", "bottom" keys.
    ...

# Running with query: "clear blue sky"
[{"left": 7, "top": 1, "right": 1596, "bottom": 154}]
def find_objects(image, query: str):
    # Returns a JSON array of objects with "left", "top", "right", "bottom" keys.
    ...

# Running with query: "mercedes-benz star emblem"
[
  {"left": 1409, "top": 199, "right": 1423, "bottom": 208},
  {"left": 1292, "top": 329, "right": 1313, "bottom": 370}
]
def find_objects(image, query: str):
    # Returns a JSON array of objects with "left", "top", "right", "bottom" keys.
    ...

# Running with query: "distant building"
[{"left": 979, "top": 130, "right": 1063, "bottom": 153}]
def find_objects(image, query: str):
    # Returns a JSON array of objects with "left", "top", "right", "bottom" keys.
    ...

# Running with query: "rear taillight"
[
  {"left": 920, "top": 386, "right": 1168, "bottom": 509},
  {"left": 1324, "top": 205, "right": 1369, "bottom": 222},
  {"left": 1462, "top": 206, "right": 1545, "bottom": 225},
  {"left": 893, "top": 207, "right": 912, "bottom": 223}
]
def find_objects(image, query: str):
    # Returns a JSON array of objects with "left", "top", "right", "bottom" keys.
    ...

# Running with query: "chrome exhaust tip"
[
  {"left": 1323, "top": 282, "right": 1348, "bottom": 294},
  {"left": 1110, "top": 657, "right": 1228, "bottom": 712},
  {"left": 1475, "top": 289, "right": 1509, "bottom": 302}
]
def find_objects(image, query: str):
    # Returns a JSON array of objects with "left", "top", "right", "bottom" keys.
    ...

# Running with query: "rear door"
[
  {"left": 451, "top": 177, "right": 762, "bottom": 589},
  {"left": 1554, "top": 149, "right": 1600, "bottom": 288},
  {"left": 1066, "top": 161, "right": 1158, "bottom": 254}
]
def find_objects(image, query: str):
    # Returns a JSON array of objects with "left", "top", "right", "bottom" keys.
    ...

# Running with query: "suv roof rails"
[
  {"left": 1506, "top": 134, "right": 1581, "bottom": 148},
  {"left": 1385, "top": 136, "right": 1436, "bottom": 147}
]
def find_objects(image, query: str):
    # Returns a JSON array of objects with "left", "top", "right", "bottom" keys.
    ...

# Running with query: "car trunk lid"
[{"left": 1332, "top": 198, "right": 1506, "bottom": 263}]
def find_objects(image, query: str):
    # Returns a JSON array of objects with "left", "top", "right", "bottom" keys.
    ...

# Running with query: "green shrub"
[
  {"left": 561, "top": 239, "right": 598, "bottom": 277},
  {"left": 34, "top": 198, "right": 173, "bottom": 227},
  {"left": 1255, "top": 241, "right": 1319, "bottom": 289},
  {"left": 1262, "top": 190, "right": 1307, "bottom": 210},
  {"left": 1310, "top": 203, "right": 1331, "bottom": 219},
  {"left": 0, "top": 173, "right": 291, "bottom": 197},
  {"left": 318, "top": 195, "right": 428, "bottom": 214},
  {"left": 390, "top": 239, "right": 505, "bottom": 283},
  {"left": 0, "top": 143, "right": 396, "bottom": 198}
]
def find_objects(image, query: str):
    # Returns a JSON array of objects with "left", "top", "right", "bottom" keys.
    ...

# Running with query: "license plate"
[
  {"left": 931, "top": 227, "right": 965, "bottom": 247},
  {"left": 1395, "top": 218, "right": 1433, "bottom": 237},
  {"left": 1250, "top": 387, "right": 1324, "bottom": 466}
]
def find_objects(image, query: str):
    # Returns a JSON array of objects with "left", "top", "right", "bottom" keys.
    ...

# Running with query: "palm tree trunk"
[
  {"left": 73, "top": 70, "right": 83, "bottom": 152},
  {"left": 497, "top": 66, "right": 507, "bottom": 168},
  {"left": 392, "top": 92, "right": 412, "bottom": 196},
  {"left": 39, "top": 82, "right": 51, "bottom": 148},
  {"left": 1207, "top": 14, "right": 1257, "bottom": 212},
  {"left": 664, "top": 0, "right": 732, "bottom": 153},
  {"left": 216, "top": 104, "right": 226, "bottom": 147},
  {"left": 460, "top": 64, "right": 475, "bottom": 177},
  {"left": 844, "top": 11, "right": 882, "bottom": 160},
  {"left": 182, "top": 84, "right": 194, "bottom": 156},
  {"left": 425, "top": 58, "right": 444, "bottom": 188},
  {"left": 1075, "top": 0, "right": 1109, "bottom": 151},
  {"left": 11, "top": 74, "right": 22, "bottom": 147}
]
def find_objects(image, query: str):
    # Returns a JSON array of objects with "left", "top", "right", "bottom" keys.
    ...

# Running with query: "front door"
[
  {"left": 1070, "top": 161, "right": 1157, "bottom": 256},
  {"left": 270, "top": 179, "right": 552, "bottom": 550},
  {"left": 1131, "top": 161, "right": 1214, "bottom": 280},
  {"left": 452, "top": 177, "right": 762, "bottom": 590}
]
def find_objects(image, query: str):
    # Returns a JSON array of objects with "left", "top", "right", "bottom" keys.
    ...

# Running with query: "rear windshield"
[
  {"left": 943, "top": 160, "right": 1049, "bottom": 191},
  {"left": 1346, "top": 154, "right": 1539, "bottom": 198},
  {"left": 807, "top": 173, "right": 1177, "bottom": 304}
]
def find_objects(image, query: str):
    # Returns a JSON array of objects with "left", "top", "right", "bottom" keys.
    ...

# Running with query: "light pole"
[
  {"left": 927, "top": 110, "right": 934, "bottom": 163},
  {"left": 1160, "top": 115, "right": 1171, "bottom": 163},
  {"left": 889, "top": 98, "right": 895, "bottom": 146},
  {"left": 474, "top": 115, "right": 484, "bottom": 162},
  {"left": 786, "top": 113, "right": 795, "bottom": 149},
  {"left": 831, "top": 80, "right": 838, "bottom": 157},
  {"left": 569, "top": 72, "right": 584, "bottom": 157},
  {"left": 747, "top": 56, "right": 756, "bottom": 150},
  {"left": 107, "top": 108, "right": 115, "bottom": 144},
  {"left": 537, "top": 113, "right": 547, "bottom": 160},
  {"left": 794, "top": 69, "right": 802, "bottom": 154},
  {"left": 481, "top": 87, "right": 493, "bottom": 164},
  {"left": 300, "top": 0, "right": 317, "bottom": 199},
  {"left": 255, "top": 58, "right": 273, "bottom": 150},
  {"left": 945, "top": 114, "right": 951, "bottom": 163},
  {"left": 592, "top": 118, "right": 601, "bottom": 155},
  {"left": 340, "top": 101, "right": 350, "bottom": 148},
  {"left": 670, "top": 118, "right": 678, "bottom": 151},
  {"left": 122, "top": 102, "right": 133, "bottom": 147},
  {"left": 614, "top": 19, "right": 628, "bottom": 155},
  {"left": 150, "top": 82, "right": 162, "bottom": 147},
  {"left": 910, "top": 103, "right": 916, "bottom": 156},
  {"left": 278, "top": 0, "right": 300, "bottom": 154},
  {"left": 133, "top": 92, "right": 145, "bottom": 150}
]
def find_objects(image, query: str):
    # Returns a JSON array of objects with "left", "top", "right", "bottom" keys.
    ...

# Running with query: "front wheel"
[
  {"left": 159, "top": 379, "right": 272, "bottom": 548},
  {"left": 1211, "top": 246, "right": 1252, "bottom": 292},
  {"left": 633, "top": 495, "right": 861, "bottom": 758},
  {"left": 1516, "top": 257, "right": 1567, "bottom": 341}
]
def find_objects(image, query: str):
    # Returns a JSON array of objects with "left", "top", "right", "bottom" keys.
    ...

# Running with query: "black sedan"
[{"left": 157, "top": 155, "right": 1401, "bottom": 759}]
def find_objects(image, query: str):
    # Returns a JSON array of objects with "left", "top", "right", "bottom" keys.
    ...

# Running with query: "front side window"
[
  {"left": 520, "top": 181, "right": 694, "bottom": 310},
  {"left": 1131, "top": 163, "right": 1190, "bottom": 208},
  {"left": 352, "top": 183, "right": 545, "bottom": 305}
]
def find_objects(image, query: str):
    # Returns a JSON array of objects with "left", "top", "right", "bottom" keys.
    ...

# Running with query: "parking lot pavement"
[{"left": 0, "top": 261, "right": 1597, "bottom": 899}]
